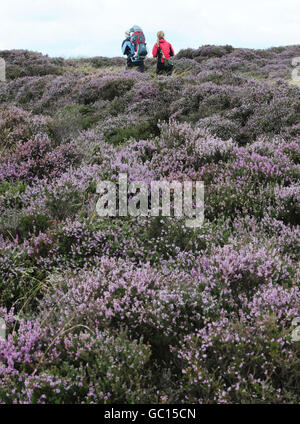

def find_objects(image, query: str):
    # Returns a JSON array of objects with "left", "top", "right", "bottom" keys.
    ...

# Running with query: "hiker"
[
  {"left": 121, "top": 26, "right": 147, "bottom": 73},
  {"left": 152, "top": 31, "right": 175, "bottom": 76}
]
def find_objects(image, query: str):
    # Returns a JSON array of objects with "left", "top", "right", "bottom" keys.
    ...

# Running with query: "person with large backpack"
[
  {"left": 121, "top": 26, "right": 147, "bottom": 73},
  {"left": 152, "top": 31, "right": 175, "bottom": 76}
]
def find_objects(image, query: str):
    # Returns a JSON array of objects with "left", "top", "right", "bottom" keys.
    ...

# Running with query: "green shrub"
[
  {"left": 49, "top": 104, "right": 100, "bottom": 141},
  {"left": 104, "top": 121, "right": 159, "bottom": 145},
  {"left": 0, "top": 181, "right": 27, "bottom": 209},
  {"left": 0, "top": 212, "right": 51, "bottom": 240},
  {"left": 0, "top": 242, "right": 36, "bottom": 309}
]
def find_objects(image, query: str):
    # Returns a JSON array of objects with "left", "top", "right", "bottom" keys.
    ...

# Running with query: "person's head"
[{"left": 157, "top": 31, "right": 165, "bottom": 46}]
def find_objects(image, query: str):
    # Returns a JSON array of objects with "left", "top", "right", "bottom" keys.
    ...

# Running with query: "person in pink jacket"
[{"left": 152, "top": 31, "right": 175, "bottom": 76}]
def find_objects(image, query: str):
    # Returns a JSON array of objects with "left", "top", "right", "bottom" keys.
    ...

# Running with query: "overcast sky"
[{"left": 0, "top": 0, "right": 300, "bottom": 57}]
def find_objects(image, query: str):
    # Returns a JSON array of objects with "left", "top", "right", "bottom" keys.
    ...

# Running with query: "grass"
[{"left": 288, "top": 79, "right": 300, "bottom": 86}]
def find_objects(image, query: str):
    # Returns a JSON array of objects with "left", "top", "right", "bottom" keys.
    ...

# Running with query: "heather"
[{"left": 0, "top": 46, "right": 299, "bottom": 404}]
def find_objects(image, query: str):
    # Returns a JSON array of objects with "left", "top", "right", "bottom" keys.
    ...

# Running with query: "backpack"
[
  {"left": 159, "top": 42, "right": 174, "bottom": 68},
  {"left": 130, "top": 26, "right": 148, "bottom": 59}
]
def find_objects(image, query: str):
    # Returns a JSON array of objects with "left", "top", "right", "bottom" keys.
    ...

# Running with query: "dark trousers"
[
  {"left": 156, "top": 61, "right": 174, "bottom": 76},
  {"left": 126, "top": 58, "right": 145, "bottom": 73}
]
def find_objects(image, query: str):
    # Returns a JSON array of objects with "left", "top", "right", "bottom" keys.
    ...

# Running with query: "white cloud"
[{"left": 0, "top": 0, "right": 300, "bottom": 57}]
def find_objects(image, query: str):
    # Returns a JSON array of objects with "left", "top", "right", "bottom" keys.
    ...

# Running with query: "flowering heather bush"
[
  {"left": 73, "top": 74, "right": 136, "bottom": 105},
  {"left": 0, "top": 50, "right": 64, "bottom": 80},
  {"left": 173, "top": 284, "right": 300, "bottom": 403},
  {"left": 0, "top": 313, "right": 154, "bottom": 404},
  {"left": 0, "top": 46, "right": 299, "bottom": 404},
  {"left": 2, "top": 76, "right": 51, "bottom": 108},
  {"left": 170, "top": 78, "right": 300, "bottom": 143},
  {"left": 0, "top": 134, "right": 82, "bottom": 183},
  {"left": 0, "top": 106, "right": 51, "bottom": 150},
  {"left": 176, "top": 44, "right": 300, "bottom": 80},
  {"left": 65, "top": 56, "right": 124, "bottom": 70}
]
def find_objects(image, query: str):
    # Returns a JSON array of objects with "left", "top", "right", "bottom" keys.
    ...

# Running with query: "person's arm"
[
  {"left": 122, "top": 41, "right": 131, "bottom": 56},
  {"left": 152, "top": 44, "right": 158, "bottom": 58},
  {"left": 122, "top": 40, "right": 127, "bottom": 55}
]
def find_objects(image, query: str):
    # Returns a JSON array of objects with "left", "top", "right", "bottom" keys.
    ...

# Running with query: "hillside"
[{"left": 0, "top": 45, "right": 299, "bottom": 404}]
